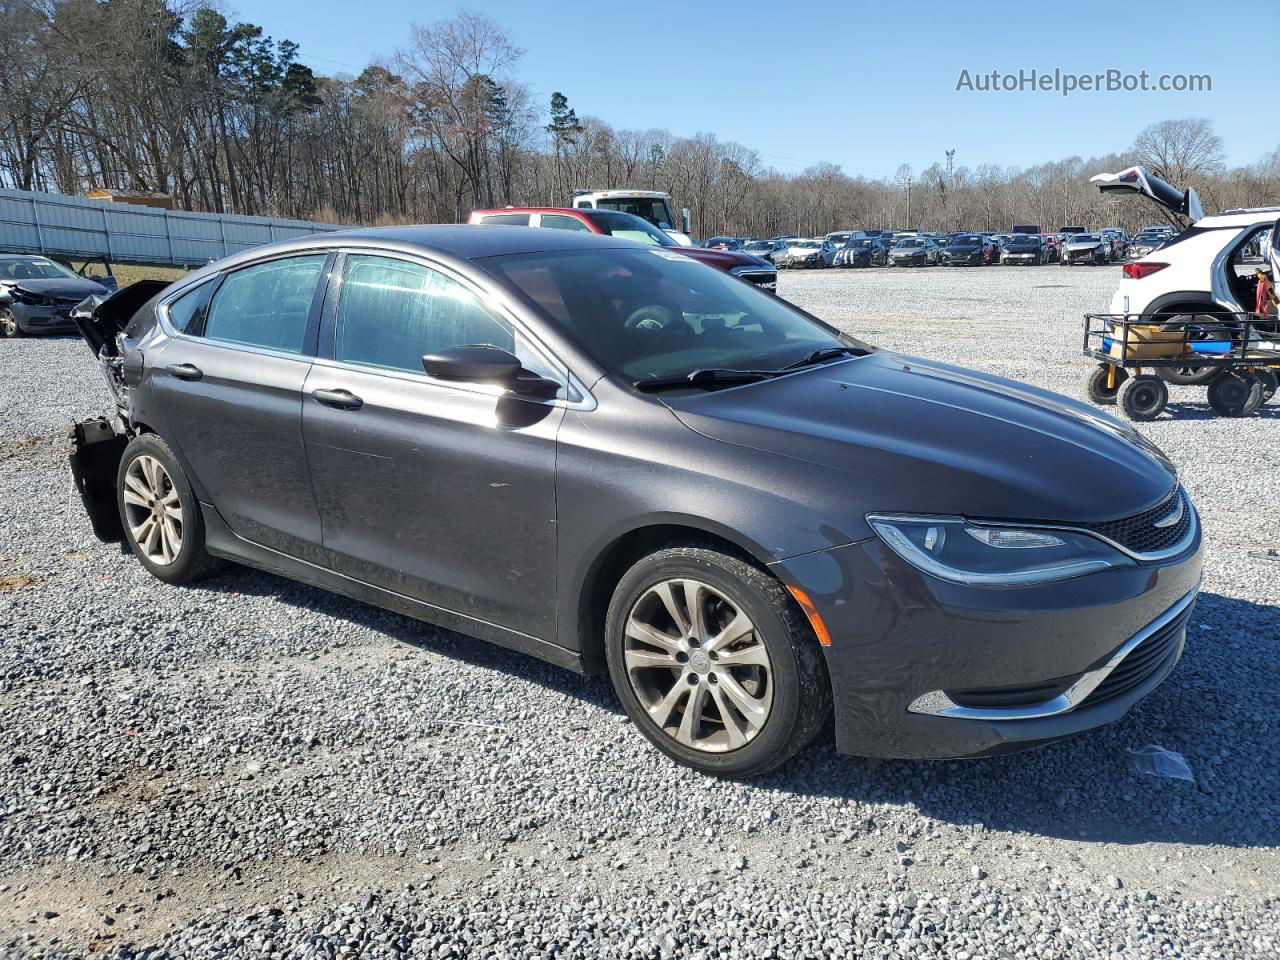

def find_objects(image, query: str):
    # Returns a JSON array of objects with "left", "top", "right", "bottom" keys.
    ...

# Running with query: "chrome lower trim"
[{"left": 906, "top": 584, "right": 1200, "bottom": 720}]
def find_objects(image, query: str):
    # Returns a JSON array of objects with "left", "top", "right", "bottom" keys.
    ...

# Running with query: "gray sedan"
[
  {"left": 1, "top": 255, "right": 108, "bottom": 337},
  {"left": 68, "top": 226, "right": 1201, "bottom": 777}
]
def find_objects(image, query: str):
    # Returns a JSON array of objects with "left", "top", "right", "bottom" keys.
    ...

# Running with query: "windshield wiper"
[
  {"left": 633, "top": 368, "right": 782, "bottom": 392},
  {"left": 781, "top": 345, "right": 864, "bottom": 371}
]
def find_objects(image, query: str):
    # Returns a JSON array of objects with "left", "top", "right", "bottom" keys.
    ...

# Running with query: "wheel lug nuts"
[
  {"left": 707, "top": 651, "right": 718, "bottom": 661},
  {"left": 676, "top": 652, "right": 688, "bottom": 663},
  {"left": 686, "top": 674, "right": 698, "bottom": 685},
  {"left": 708, "top": 675, "right": 718, "bottom": 684}
]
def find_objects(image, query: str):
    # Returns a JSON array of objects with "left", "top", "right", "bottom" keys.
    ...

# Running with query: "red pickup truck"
[{"left": 468, "top": 207, "right": 777, "bottom": 293}]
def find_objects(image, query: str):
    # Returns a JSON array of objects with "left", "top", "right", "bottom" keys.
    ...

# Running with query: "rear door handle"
[
  {"left": 311, "top": 388, "right": 363, "bottom": 410},
  {"left": 167, "top": 363, "right": 203, "bottom": 381}
]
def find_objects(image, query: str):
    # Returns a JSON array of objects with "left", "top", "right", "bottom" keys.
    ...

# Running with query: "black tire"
[
  {"left": 1207, "top": 371, "right": 1264, "bottom": 418},
  {"left": 117, "top": 433, "right": 224, "bottom": 584},
  {"left": 604, "top": 545, "right": 831, "bottom": 778},
  {"left": 1151, "top": 316, "right": 1220, "bottom": 386},
  {"left": 1086, "top": 364, "right": 1128, "bottom": 404},
  {"left": 1118, "top": 374, "right": 1168, "bottom": 422},
  {"left": 1, "top": 307, "right": 23, "bottom": 338},
  {"left": 1255, "top": 367, "right": 1278, "bottom": 403}
]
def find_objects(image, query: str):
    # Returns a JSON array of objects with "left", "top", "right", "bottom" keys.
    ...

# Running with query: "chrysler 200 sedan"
[{"left": 68, "top": 226, "right": 1201, "bottom": 778}]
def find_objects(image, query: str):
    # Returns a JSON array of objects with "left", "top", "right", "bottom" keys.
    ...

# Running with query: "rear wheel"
[
  {"left": 1, "top": 307, "right": 22, "bottom": 338},
  {"left": 1207, "top": 371, "right": 1263, "bottom": 417},
  {"left": 1118, "top": 374, "right": 1168, "bottom": 421},
  {"left": 1087, "top": 363, "right": 1128, "bottom": 405},
  {"left": 118, "top": 433, "right": 224, "bottom": 584},
  {"left": 1152, "top": 316, "right": 1222, "bottom": 386},
  {"left": 605, "top": 545, "right": 830, "bottom": 778}
]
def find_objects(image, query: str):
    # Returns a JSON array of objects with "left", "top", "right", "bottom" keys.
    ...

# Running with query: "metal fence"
[{"left": 0, "top": 187, "right": 351, "bottom": 268}]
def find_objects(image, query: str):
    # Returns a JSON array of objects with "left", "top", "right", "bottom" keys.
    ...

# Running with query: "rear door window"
[
  {"left": 540, "top": 214, "right": 591, "bottom": 232},
  {"left": 478, "top": 214, "right": 531, "bottom": 226},
  {"left": 203, "top": 255, "right": 326, "bottom": 353}
]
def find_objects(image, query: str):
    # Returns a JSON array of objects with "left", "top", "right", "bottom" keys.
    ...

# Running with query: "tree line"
[{"left": 2, "top": 0, "right": 1276, "bottom": 240}]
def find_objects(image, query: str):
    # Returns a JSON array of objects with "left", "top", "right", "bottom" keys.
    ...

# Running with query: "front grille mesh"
[
  {"left": 1078, "top": 487, "right": 1191, "bottom": 555},
  {"left": 1080, "top": 603, "right": 1192, "bottom": 707}
]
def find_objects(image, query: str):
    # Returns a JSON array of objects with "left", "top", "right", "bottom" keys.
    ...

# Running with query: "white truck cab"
[{"left": 570, "top": 190, "right": 693, "bottom": 246}]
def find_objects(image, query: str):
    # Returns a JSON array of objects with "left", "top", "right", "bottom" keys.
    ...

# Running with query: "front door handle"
[
  {"left": 311, "top": 388, "right": 363, "bottom": 410},
  {"left": 167, "top": 363, "right": 203, "bottom": 381}
]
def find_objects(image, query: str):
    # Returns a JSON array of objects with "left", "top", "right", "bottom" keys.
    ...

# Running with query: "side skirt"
[{"left": 200, "top": 503, "right": 585, "bottom": 674}]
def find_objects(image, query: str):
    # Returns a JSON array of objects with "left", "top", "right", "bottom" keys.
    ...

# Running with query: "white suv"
[{"left": 1091, "top": 165, "right": 1280, "bottom": 383}]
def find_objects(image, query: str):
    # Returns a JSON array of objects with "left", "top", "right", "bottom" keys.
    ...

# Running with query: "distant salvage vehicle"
[
  {"left": 777, "top": 238, "right": 836, "bottom": 269},
  {"left": 1061, "top": 234, "right": 1111, "bottom": 266},
  {"left": 0, "top": 254, "right": 109, "bottom": 338},
  {"left": 1001, "top": 234, "right": 1046, "bottom": 266},
  {"left": 888, "top": 237, "right": 940, "bottom": 267},
  {"left": 939, "top": 234, "right": 993, "bottom": 266},
  {"left": 833, "top": 237, "right": 889, "bottom": 268}
]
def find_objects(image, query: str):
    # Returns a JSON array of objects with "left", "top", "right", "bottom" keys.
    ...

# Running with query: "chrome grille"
[{"left": 1079, "top": 487, "right": 1192, "bottom": 556}]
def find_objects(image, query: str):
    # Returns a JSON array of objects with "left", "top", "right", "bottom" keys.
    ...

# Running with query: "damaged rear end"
[{"left": 67, "top": 280, "right": 171, "bottom": 542}]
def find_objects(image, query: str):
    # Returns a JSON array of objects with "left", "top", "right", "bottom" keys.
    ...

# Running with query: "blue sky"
[{"left": 236, "top": 0, "right": 1257, "bottom": 181}]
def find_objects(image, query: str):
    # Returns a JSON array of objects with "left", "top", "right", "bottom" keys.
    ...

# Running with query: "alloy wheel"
[
  {"left": 623, "top": 578, "right": 773, "bottom": 753},
  {"left": 1, "top": 309, "right": 18, "bottom": 338},
  {"left": 122, "top": 454, "right": 184, "bottom": 565}
]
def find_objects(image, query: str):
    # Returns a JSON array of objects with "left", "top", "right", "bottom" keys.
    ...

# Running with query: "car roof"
[
  {"left": 1196, "top": 210, "right": 1279, "bottom": 228},
  {"left": 168, "top": 225, "right": 643, "bottom": 291}
]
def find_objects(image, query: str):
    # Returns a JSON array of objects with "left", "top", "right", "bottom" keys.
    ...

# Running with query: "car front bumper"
[
  {"left": 772, "top": 524, "right": 1203, "bottom": 759},
  {"left": 942, "top": 253, "right": 983, "bottom": 265},
  {"left": 1003, "top": 252, "right": 1040, "bottom": 263},
  {"left": 9, "top": 301, "right": 80, "bottom": 333}
]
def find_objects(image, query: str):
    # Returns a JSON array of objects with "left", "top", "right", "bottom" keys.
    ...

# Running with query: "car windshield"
[
  {"left": 1074, "top": 235, "right": 1101, "bottom": 242},
  {"left": 897, "top": 239, "right": 925, "bottom": 248},
  {"left": 1009, "top": 234, "right": 1036, "bottom": 243},
  {"left": 791, "top": 241, "right": 820, "bottom": 249},
  {"left": 594, "top": 198, "right": 675, "bottom": 229},
  {"left": 743, "top": 241, "right": 771, "bottom": 252},
  {"left": 952, "top": 236, "right": 980, "bottom": 245},
  {"left": 848, "top": 239, "right": 874, "bottom": 248},
  {"left": 486, "top": 247, "right": 850, "bottom": 383},
  {"left": 0, "top": 257, "right": 79, "bottom": 282},
  {"left": 582, "top": 210, "right": 673, "bottom": 246}
]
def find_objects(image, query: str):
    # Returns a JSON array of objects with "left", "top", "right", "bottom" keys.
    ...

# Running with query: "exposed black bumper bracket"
[{"left": 67, "top": 417, "right": 126, "bottom": 543}]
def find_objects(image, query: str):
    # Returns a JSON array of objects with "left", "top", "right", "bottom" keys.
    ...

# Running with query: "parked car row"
[{"left": 719, "top": 225, "right": 1159, "bottom": 271}]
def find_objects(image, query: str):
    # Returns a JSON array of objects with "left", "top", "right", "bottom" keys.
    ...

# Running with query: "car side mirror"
[{"left": 421, "top": 344, "right": 560, "bottom": 399}]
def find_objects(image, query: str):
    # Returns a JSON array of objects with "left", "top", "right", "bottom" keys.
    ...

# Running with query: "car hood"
[
  {"left": 662, "top": 352, "right": 1176, "bottom": 524},
  {"left": 8, "top": 276, "right": 108, "bottom": 298},
  {"left": 680, "top": 247, "right": 771, "bottom": 270},
  {"left": 946, "top": 244, "right": 980, "bottom": 252}
]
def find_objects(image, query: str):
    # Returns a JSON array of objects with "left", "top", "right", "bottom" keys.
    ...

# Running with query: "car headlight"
[{"left": 867, "top": 514, "right": 1132, "bottom": 585}]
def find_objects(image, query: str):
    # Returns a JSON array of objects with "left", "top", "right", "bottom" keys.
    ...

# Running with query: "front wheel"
[
  {"left": 1, "top": 307, "right": 23, "bottom": 338},
  {"left": 605, "top": 546, "right": 831, "bottom": 778},
  {"left": 117, "top": 433, "right": 224, "bottom": 584}
]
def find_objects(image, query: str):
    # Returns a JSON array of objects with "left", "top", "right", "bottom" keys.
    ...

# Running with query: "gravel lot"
[{"left": 1, "top": 264, "right": 1277, "bottom": 959}]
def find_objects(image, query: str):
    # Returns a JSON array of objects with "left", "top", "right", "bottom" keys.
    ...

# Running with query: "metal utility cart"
[{"left": 1083, "top": 312, "right": 1280, "bottom": 420}]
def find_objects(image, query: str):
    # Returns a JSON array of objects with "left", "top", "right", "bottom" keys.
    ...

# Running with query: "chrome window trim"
[
  {"left": 307, "top": 354, "right": 596, "bottom": 412},
  {"left": 907, "top": 583, "right": 1199, "bottom": 720}
]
